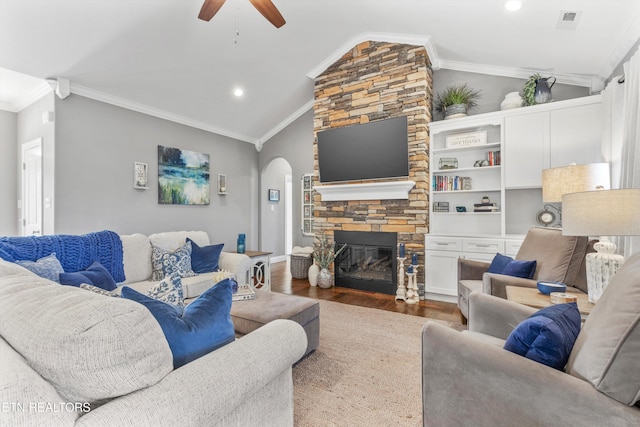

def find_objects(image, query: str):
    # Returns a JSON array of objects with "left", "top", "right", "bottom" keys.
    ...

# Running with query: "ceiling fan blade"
[
  {"left": 249, "top": 0, "right": 286, "bottom": 28},
  {"left": 198, "top": 0, "right": 227, "bottom": 22}
]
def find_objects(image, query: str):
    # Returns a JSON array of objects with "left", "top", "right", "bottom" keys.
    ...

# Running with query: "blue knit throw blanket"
[{"left": 0, "top": 230, "right": 125, "bottom": 283}]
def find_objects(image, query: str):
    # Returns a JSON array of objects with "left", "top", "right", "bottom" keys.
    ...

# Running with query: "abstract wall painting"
[{"left": 158, "top": 145, "right": 210, "bottom": 205}]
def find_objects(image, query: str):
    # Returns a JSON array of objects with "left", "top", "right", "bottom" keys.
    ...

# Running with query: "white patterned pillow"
[
  {"left": 79, "top": 283, "right": 120, "bottom": 298},
  {"left": 146, "top": 273, "right": 184, "bottom": 307},
  {"left": 151, "top": 241, "right": 196, "bottom": 281}
]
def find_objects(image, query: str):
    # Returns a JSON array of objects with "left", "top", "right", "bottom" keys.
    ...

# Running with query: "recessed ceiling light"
[
  {"left": 505, "top": 1, "right": 522, "bottom": 11},
  {"left": 233, "top": 88, "right": 244, "bottom": 97}
]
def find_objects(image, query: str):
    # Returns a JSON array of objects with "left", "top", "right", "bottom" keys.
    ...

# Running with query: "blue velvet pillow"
[
  {"left": 59, "top": 261, "right": 118, "bottom": 291},
  {"left": 502, "top": 259, "right": 537, "bottom": 279},
  {"left": 487, "top": 253, "right": 513, "bottom": 274},
  {"left": 121, "top": 278, "right": 235, "bottom": 368},
  {"left": 187, "top": 238, "right": 224, "bottom": 274},
  {"left": 504, "top": 302, "right": 581, "bottom": 370},
  {"left": 16, "top": 253, "right": 64, "bottom": 283}
]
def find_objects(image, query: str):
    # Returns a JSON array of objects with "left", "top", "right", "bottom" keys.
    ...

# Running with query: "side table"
[
  {"left": 505, "top": 286, "right": 594, "bottom": 319},
  {"left": 242, "top": 250, "right": 272, "bottom": 291}
]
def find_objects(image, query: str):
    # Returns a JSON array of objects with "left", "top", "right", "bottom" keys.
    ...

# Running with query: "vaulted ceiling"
[{"left": 1, "top": 1, "right": 639, "bottom": 147}]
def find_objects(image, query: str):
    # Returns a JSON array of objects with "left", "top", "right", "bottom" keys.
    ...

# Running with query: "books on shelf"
[
  {"left": 232, "top": 284, "right": 256, "bottom": 301},
  {"left": 486, "top": 150, "right": 501, "bottom": 166},
  {"left": 432, "top": 175, "right": 472, "bottom": 191}
]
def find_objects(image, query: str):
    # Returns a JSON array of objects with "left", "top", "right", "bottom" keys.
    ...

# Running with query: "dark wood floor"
[{"left": 269, "top": 259, "right": 462, "bottom": 323}]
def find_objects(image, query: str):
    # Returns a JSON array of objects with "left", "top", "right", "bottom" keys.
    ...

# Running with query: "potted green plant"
[
  {"left": 434, "top": 83, "right": 481, "bottom": 119},
  {"left": 313, "top": 233, "right": 347, "bottom": 289},
  {"left": 521, "top": 73, "right": 541, "bottom": 106}
]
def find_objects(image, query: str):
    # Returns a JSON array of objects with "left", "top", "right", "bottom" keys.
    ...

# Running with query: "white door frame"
[{"left": 21, "top": 138, "right": 43, "bottom": 236}]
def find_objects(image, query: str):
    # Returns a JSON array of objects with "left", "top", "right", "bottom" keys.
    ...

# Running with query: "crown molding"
[
  {"left": 70, "top": 84, "right": 258, "bottom": 145},
  {"left": 258, "top": 99, "right": 314, "bottom": 148},
  {"left": 0, "top": 82, "right": 52, "bottom": 113},
  {"left": 439, "top": 59, "right": 595, "bottom": 89},
  {"left": 598, "top": 14, "right": 640, "bottom": 85},
  {"left": 306, "top": 32, "right": 440, "bottom": 80}
]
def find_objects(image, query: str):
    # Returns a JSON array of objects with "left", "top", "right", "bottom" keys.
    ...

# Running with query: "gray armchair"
[
  {"left": 423, "top": 251, "right": 640, "bottom": 426},
  {"left": 457, "top": 227, "right": 593, "bottom": 322}
]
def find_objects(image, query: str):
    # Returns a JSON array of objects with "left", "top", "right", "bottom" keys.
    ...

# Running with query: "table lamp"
[
  {"left": 562, "top": 189, "right": 640, "bottom": 303},
  {"left": 539, "top": 163, "right": 611, "bottom": 226}
]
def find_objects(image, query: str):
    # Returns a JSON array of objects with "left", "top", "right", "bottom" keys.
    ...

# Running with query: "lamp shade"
[
  {"left": 542, "top": 163, "right": 610, "bottom": 203},
  {"left": 562, "top": 189, "right": 640, "bottom": 236}
]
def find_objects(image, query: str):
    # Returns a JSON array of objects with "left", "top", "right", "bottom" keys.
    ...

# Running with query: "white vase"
[{"left": 308, "top": 264, "right": 319, "bottom": 287}]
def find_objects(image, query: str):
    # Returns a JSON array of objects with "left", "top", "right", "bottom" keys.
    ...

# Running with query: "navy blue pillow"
[
  {"left": 187, "top": 238, "right": 224, "bottom": 274},
  {"left": 59, "top": 261, "right": 118, "bottom": 291},
  {"left": 487, "top": 253, "right": 513, "bottom": 274},
  {"left": 504, "top": 302, "right": 581, "bottom": 370},
  {"left": 502, "top": 259, "right": 537, "bottom": 279},
  {"left": 121, "top": 278, "right": 235, "bottom": 369}
]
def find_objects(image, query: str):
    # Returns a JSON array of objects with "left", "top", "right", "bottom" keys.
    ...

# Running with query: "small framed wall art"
[
  {"left": 218, "top": 174, "right": 227, "bottom": 195},
  {"left": 268, "top": 189, "right": 280, "bottom": 202},
  {"left": 134, "top": 162, "right": 149, "bottom": 189}
]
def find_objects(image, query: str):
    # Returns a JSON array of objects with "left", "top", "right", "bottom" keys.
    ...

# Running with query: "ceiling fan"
[{"left": 198, "top": 0, "right": 286, "bottom": 28}]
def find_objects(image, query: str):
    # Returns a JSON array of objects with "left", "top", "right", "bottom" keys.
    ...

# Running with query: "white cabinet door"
[
  {"left": 504, "top": 112, "right": 549, "bottom": 189},
  {"left": 550, "top": 103, "right": 604, "bottom": 167},
  {"left": 424, "top": 250, "right": 460, "bottom": 296}
]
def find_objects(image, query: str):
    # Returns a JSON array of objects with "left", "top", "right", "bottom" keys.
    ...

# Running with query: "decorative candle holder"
[
  {"left": 406, "top": 265, "right": 420, "bottom": 305},
  {"left": 395, "top": 257, "right": 407, "bottom": 301}
]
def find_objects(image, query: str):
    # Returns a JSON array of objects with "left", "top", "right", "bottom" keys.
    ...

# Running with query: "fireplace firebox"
[{"left": 333, "top": 231, "right": 397, "bottom": 295}]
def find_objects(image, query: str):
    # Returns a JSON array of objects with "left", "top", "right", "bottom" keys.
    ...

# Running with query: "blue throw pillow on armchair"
[
  {"left": 187, "top": 238, "right": 224, "bottom": 274},
  {"left": 59, "top": 261, "right": 118, "bottom": 291},
  {"left": 121, "top": 278, "right": 235, "bottom": 368},
  {"left": 502, "top": 259, "right": 537, "bottom": 279},
  {"left": 487, "top": 253, "right": 513, "bottom": 274},
  {"left": 504, "top": 302, "right": 581, "bottom": 370}
]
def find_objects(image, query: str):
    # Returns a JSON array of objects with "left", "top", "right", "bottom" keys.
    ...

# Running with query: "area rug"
[{"left": 292, "top": 300, "right": 464, "bottom": 426}]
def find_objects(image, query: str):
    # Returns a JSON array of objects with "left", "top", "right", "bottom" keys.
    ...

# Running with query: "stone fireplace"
[{"left": 312, "top": 40, "right": 432, "bottom": 291}]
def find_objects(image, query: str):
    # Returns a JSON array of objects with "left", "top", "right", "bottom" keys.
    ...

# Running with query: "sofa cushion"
[
  {"left": 151, "top": 241, "right": 196, "bottom": 281},
  {"left": 515, "top": 227, "right": 587, "bottom": 285},
  {"left": 59, "top": 261, "right": 118, "bottom": 291},
  {"left": 149, "top": 230, "right": 210, "bottom": 252},
  {"left": 122, "top": 278, "right": 235, "bottom": 369},
  {"left": 0, "top": 260, "right": 173, "bottom": 403},
  {"left": 504, "top": 302, "right": 581, "bottom": 370},
  {"left": 146, "top": 273, "right": 184, "bottom": 306},
  {"left": 120, "top": 233, "right": 152, "bottom": 284},
  {"left": 15, "top": 253, "right": 64, "bottom": 283},
  {"left": 188, "top": 238, "right": 224, "bottom": 274},
  {"left": 566, "top": 252, "right": 640, "bottom": 405}
]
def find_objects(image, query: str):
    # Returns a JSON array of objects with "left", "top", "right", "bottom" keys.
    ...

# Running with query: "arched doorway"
[{"left": 260, "top": 157, "right": 292, "bottom": 261}]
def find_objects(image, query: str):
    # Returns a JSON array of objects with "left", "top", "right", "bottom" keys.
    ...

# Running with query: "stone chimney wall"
[{"left": 313, "top": 41, "right": 432, "bottom": 285}]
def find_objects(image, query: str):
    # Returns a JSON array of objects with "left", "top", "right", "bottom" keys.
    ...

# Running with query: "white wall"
[
  {"left": 0, "top": 110, "right": 18, "bottom": 235},
  {"left": 53, "top": 94, "right": 259, "bottom": 250},
  {"left": 261, "top": 157, "right": 291, "bottom": 257}
]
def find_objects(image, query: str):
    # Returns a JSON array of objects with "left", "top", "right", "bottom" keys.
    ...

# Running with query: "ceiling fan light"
[{"left": 505, "top": 1, "right": 522, "bottom": 11}]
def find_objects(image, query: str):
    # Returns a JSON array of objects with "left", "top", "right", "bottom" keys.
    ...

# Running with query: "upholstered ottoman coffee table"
[{"left": 230, "top": 290, "right": 319, "bottom": 359}]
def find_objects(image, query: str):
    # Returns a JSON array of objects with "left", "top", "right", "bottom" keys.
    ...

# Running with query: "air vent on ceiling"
[{"left": 556, "top": 10, "right": 582, "bottom": 30}]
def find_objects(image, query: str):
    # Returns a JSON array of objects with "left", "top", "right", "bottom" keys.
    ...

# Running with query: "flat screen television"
[{"left": 317, "top": 116, "right": 409, "bottom": 183}]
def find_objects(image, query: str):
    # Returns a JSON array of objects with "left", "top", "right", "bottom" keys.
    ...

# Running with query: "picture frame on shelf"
[
  {"left": 268, "top": 189, "right": 280, "bottom": 202},
  {"left": 446, "top": 130, "right": 487, "bottom": 149},
  {"left": 134, "top": 161, "right": 149, "bottom": 190}
]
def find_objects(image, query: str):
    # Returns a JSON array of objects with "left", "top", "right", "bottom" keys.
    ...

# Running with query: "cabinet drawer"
[
  {"left": 424, "top": 236, "right": 462, "bottom": 251},
  {"left": 462, "top": 238, "right": 504, "bottom": 254},
  {"left": 504, "top": 239, "right": 523, "bottom": 256}
]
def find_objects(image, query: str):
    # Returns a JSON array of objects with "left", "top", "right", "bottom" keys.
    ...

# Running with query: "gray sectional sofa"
[{"left": 0, "top": 231, "right": 308, "bottom": 426}]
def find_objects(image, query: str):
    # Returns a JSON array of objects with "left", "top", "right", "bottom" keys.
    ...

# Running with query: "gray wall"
[
  {"left": 431, "top": 69, "right": 591, "bottom": 121},
  {"left": 0, "top": 110, "right": 18, "bottom": 235},
  {"left": 259, "top": 108, "right": 315, "bottom": 250},
  {"left": 54, "top": 94, "right": 259, "bottom": 251},
  {"left": 16, "top": 93, "right": 56, "bottom": 235}
]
